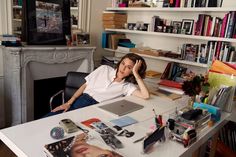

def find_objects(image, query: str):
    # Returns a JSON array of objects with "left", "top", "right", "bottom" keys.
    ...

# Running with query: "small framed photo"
[
  {"left": 171, "top": 21, "right": 182, "bottom": 34},
  {"left": 181, "top": 19, "right": 194, "bottom": 35}
]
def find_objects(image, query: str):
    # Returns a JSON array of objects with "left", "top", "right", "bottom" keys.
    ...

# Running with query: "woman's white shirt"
[{"left": 83, "top": 65, "right": 137, "bottom": 102}]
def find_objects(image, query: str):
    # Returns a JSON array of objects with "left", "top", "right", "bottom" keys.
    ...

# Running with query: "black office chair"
[{"left": 49, "top": 71, "right": 89, "bottom": 111}]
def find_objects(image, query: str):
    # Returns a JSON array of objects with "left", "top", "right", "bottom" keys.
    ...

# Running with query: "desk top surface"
[{"left": 0, "top": 95, "right": 230, "bottom": 157}]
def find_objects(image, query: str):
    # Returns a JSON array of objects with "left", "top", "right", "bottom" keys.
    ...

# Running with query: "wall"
[
  {"left": 0, "top": 0, "right": 8, "bottom": 128},
  {"left": 90, "top": 0, "right": 110, "bottom": 67}
]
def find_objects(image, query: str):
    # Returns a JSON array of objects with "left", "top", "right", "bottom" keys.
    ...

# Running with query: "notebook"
[
  {"left": 110, "top": 116, "right": 138, "bottom": 127},
  {"left": 98, "top": 100, "right": 144, "bottom": 116}
]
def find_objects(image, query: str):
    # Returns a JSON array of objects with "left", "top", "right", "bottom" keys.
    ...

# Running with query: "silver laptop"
[{"left": 98, "top": 100, "right": 144, "bottom": 116}]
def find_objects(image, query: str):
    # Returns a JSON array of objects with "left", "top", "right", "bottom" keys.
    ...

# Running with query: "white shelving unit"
[
  {"left": 104, "top": 2, "right": 236, "bottom": 73},
  {"left": 104, "top": 48, "right": 208, "bottom": 68},
  {"left": 106, "top": 7, "right": 236, "bottom": 12},
  {"left": 105, "top": 28, "right": 236, "bottom": 43},
  {"left": 12, "top": 0, "right": 22, "bottom": 37}
]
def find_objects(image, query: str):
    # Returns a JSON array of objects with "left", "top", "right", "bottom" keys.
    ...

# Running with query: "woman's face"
[
  {"left": 71, "top": 142, "right": 107, "bottom": 157},
  {"left": 117, "top": 58, "right": 135, "bottom": 79}
]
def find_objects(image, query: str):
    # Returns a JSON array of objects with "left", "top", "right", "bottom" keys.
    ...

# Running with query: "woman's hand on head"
[
  {"left": 132, "top": 60, "right": 142, "bottom": 74},
  {"left": 51, "top": 103, "right": 70, "bottom": 112}
]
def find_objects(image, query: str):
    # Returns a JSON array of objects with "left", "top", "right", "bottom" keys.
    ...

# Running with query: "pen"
[{"left": 133, "top": 136, "right": 146, "bottom": 143}]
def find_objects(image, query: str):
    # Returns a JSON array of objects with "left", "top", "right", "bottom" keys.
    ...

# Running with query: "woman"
[{"left": 46, "top": 53, "right": 149, "bottom": 116}]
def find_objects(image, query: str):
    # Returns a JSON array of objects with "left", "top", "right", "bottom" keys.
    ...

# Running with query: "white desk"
[{"left": 0, "top": 95, "right": 230, "bottom": 157}]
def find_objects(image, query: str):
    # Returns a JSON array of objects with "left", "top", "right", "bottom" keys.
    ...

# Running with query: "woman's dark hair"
[{"left": 116, "top": 53, "right": 147, "bottom": 84}]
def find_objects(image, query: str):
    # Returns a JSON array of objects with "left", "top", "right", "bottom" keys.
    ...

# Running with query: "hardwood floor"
[{"left": 0, "top": 140, "right": 16, "bottom": 157}]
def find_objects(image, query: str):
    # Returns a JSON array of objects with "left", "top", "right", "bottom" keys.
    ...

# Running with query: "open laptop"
[{"left": 98, "top": 100, "right": 144, "bottom": 116}]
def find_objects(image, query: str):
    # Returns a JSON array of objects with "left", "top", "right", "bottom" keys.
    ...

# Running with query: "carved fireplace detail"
[{"left": 3, "top": 46, "right": 95, "bottom": 126}]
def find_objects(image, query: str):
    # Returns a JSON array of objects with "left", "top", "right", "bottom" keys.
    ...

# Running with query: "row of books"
[
  {"left": 102, "top": 32, "right": 126, "bottom": 50},
  {"left": 111, "top": 0, "right": 223, "bottom": 8},
  {"left": 163, "top": 0, "right": 222, "bottom": 8},
  {"left": 195, "top": 11, "right": 236, "bottom": 38},
  {"left": 0, "top": 34, "right": 21, "bottom": 47},
  {"left": 181, "top": 41, "right": 236, "bottom": 64}
]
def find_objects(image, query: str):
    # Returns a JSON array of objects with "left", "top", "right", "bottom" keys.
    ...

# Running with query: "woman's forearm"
[
  {"left": 67, "top": 83, "right": 87, "bottom": 105},
  {"left": 133, "top": 72, "right": 150, "bottom": 99}
]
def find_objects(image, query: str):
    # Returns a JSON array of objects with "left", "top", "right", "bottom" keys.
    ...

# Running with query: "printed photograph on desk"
[
  {"left": 44, "top": 133, "right": 123, "bottom": 157},
  {"left": 91, "top": 121, "right": 117, "bottom": 135}
]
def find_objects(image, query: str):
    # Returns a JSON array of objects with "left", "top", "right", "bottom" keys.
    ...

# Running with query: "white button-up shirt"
[{"left": 84, "top": 65, "right": 137, "bottom": 102}]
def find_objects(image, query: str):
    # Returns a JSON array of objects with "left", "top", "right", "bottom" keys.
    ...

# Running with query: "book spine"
[
  {"left": 220, "top": 13, "right": 229, "bottom": 38},
  {"left": 226, "top": 11, "right": 236, "bottom": 38},
  {"left": 224, "top": 12, "right": 232, "bottom": 38}
]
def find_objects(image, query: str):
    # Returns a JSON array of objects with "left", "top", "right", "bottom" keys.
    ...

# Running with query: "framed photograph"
[
  {"left": 24, "top": 0, "right": 71, "bottom": 45},
  {"left": 181, "top": 19, "right": 194, "bottom": 35},
  {"left": 171, "top": 21, "right": 182, "bottom": 34}
]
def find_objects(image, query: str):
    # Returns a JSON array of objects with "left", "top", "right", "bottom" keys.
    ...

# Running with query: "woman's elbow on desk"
[{"left": 132, "top": 90, "right": 150, "bottom": 100}]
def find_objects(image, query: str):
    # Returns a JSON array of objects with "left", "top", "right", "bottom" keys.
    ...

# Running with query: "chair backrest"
[{"left": 64, "top": 72, "right": 89, "bottom": 101}]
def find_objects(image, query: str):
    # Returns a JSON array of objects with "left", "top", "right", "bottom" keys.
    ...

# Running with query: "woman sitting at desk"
[{"left": 46, "top": 53, "right": 149, "bottom": 117}]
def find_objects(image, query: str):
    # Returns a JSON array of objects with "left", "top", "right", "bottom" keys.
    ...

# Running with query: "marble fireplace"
[{"left": 2, "top": 46, "right": 95, "bottom": 126}]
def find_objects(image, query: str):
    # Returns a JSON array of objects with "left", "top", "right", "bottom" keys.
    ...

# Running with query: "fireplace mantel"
[{"left": 2, "top": 46, "right": 95, "bottom": 126}]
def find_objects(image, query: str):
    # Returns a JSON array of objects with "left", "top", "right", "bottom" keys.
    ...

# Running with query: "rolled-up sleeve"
[{"left": 124, "top": 83, "right": 137, "bottom": 96}]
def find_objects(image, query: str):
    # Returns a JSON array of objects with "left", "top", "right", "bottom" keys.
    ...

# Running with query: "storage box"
[{"left": 102, "top": 13, "right": 127, "bottom": 22}]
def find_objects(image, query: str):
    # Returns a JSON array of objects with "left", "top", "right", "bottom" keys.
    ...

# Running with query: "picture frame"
[
  {"left": 181, "top": 19, "right": 194, "bottom": 35},
  {"left": 171, "top": 21, "right": 182, "bottom": 34},
  {"left": 24, "top": 0, "right": 71, "bottom": 45}
]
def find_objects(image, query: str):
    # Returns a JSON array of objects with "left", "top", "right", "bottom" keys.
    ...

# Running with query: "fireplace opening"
[{"left": 34, "top": 76, "right": 66, "bottom": 119}]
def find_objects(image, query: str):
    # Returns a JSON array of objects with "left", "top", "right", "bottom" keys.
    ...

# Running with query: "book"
[
  {"left": 150, "top": 88, "right": 182, "bottom": 100},
  {"left": 159, "top": 79, "right": 183, "bottom": 89},
  {"left": 44, "top": 133, "right": 123, "bottom": 157},
  {"left": 110, "top": 116, "right": 138, "bottom": 127},
  {"left": 158, "top": 85, "right": 184, "bottom": 95}
]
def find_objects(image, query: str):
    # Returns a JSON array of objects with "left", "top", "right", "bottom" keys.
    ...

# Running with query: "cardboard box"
[
  {"left": 103, "top": 24, "right": 124, "bottom": 29},
  {"left": 103, "top": 20, "right": 126, "bottom": 25},
  {"left": 102, "top": 13, "right": 127, "bottom": 22},
  {"left": 130, "top": 48, "right": 160, "bottom": 57}
]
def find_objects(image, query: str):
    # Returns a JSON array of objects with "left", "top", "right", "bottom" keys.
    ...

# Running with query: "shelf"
[
  {"left": 105, "top": 29, "right": 236, "bottom": 43},
  {"left": 14, "top": 31, "right": 21, "bottom": 34},
  {"left": 106, "top": 7, "right": 236, "bottom": 12},
  {"left": 13, "top": 5, "right": 22, "bottom": 9},
  {"left": 13, "top": 19, "right": 21, "bottom": 22},
  {"left": 104, "top": 48, "right": 208, "bottom": 68},
  {"left": 70, "top": 7, "right": 78, "bottom": 11}
]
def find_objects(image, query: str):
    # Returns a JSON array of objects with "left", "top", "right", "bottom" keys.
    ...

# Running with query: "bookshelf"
[
  {"left": 12, "top": 0, "right": 22, "bottom": 37},
  {"left": 106, "top": 7, "right": 236, "bottom": 12},
  {"left": 105, "top": 48, "right": 208, "bottom": 68},
  {"left": 105, "top": 28, "right": 236, "bottom": 43},
  {"left": 70, "top": 0, "right": 80, "bottom": 30},
  {"left": 103, "top": 0, "right": 236, "bottom": 74}
]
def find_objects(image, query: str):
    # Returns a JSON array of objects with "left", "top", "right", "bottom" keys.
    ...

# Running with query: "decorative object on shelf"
[
  {"left": 171, "top": 21, "right": 182, "bottom": 34},
  {"left": 181, "top": 19, "right": 194, "bottom": 35},
  {"left": 128, "top": 0, "right": 150, "bottom": 7},
  {"left": 76, "top": 32, "right": 90, "bottom": 45},
  {"left": 22, "top": 0, "right": 71, "bottom": 45}
]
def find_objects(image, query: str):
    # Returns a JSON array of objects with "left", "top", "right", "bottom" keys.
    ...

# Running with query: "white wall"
[
  {"left": 90, "top": 0, "right": 111, "bottom": 67},
  {"left": 0, "top": 0, "right": 8, "bottom": 128}
]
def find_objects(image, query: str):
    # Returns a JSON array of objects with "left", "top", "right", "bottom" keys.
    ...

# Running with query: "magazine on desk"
[{"left": 44, "top": 133, "right": 123, "bottom": 157}]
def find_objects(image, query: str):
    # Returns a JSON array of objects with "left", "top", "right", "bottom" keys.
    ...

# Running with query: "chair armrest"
[{"left": 49, "top": 90, "right": 64, "bottom": 111}]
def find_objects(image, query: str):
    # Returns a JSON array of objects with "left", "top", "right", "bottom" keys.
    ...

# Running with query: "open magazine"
[{"left": 44, "top": 133, "right": 123, "bottom": 157}]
